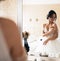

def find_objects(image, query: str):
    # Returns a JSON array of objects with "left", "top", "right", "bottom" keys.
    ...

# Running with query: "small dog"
[{"left": 22, "top": 31, "right": 30, "bottom": 54}]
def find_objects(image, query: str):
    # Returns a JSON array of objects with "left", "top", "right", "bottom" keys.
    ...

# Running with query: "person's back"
[
  {"left": 0, "top": 27, "right": 12, "bottom": 61},
  {"left": 0, "top": 17, "right": 27, "bottom": 61}
]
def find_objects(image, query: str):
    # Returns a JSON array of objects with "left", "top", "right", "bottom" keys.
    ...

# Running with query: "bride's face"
[{"left": 49, "top": 14, "right": 56, "bottom": 23}]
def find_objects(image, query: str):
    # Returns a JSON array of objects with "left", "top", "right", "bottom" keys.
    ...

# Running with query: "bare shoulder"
[
  {"left": 43, "top": 23, "right": 48, "bottom": 27},
  {"left": 51, "top": 23, "right": 58, "bottom": 31},
  {"left": 52, "top": 23, "right": 57, "bottom": 28}
]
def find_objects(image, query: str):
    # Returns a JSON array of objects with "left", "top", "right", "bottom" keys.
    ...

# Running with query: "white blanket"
[{"left": 28, "top": 36, "right": 60, "bottom": 57}]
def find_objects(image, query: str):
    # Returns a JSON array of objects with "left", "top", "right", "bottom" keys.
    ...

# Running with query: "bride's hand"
[
  {"left": 43, "top": 40, "right": 48, "bottom": 45},
  {"left": 43, "top": 34, "right": 45, "bottom": 37}
]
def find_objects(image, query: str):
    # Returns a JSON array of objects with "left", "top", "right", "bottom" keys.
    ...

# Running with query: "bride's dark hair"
[{"left": 47, "top": 10, "right": 57, "bottom": 19}]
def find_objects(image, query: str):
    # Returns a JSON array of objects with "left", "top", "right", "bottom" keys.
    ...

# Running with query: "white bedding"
[{"left": 28, "top": 35, "right": 60, "bottom": 58}]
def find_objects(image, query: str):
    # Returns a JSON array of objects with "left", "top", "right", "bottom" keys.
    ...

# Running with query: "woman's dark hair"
[
  {"left": 22, "top": 31, "right": 29, "bottom": 38},
  {"left": 47, "top": 10, "right": 57, "bottom": 19}
]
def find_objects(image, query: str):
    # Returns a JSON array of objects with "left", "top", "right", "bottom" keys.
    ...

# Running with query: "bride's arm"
[
  {"left": 43, "top": 27, "right": 54, "bottom": 36},
  {"left": 43, "top": 24, "right": 46, "bottom": 34},
  {"left": 43, "top": 24, "right": 57, "bottom": 37},
  {"left": 43, "top": 24, "right": 58, "bottom": 45},
  {"left": 43, "top": 34, "right": 58, "bottom": 45}
]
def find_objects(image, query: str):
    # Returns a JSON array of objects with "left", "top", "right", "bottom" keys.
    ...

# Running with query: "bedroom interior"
[
  {"left": 0, "top": 0, "right": 60, "bottom": 61},
  {"left": 0, "top": 0, "right": 18, "bottom": 23},
  {"left": 23, "top": 0, "right": 60, "bottom": 61},
  {"left": 0, "top": 0, "right": 26, "bottom": 61}
]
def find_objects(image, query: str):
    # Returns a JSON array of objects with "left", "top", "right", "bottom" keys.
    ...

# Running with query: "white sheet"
[{"left": 28, "top": 35, "right": 60, "bottom": 58}]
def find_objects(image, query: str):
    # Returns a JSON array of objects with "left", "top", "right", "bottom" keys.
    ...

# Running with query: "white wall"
[
  {"left": 0, "top": 0, "right": 17, "bottom": 23},
  {"left": 0, "top": 0, "right": 22, "bottom": 30},
  {"left": 17, "top": 0, "right": 23, "bottom": 31},
  {"left": 23, "top": 0, "right": 60, "bottom": 4},
  {"left": 23, "top": 4, "right": 60, "bottom": 38},
  {"left": 23, "top": 4, "right": 60, "bottom": 56}
]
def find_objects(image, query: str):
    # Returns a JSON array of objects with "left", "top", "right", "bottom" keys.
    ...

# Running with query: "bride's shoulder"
[
  {"left": 52, "top": 23, "right": 57, "bottom": 27},
  {"left": 43, "top": 23, "right": 48, "bottom": 27},
  {"left": 51, "top": 23, "right": 58, "bottom": 29}
]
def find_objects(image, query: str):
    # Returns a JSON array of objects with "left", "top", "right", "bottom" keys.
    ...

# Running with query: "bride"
[
  {"left": 43, "top": 10, "right": 58, "bottom": 45},
  {"left": 34, "top": 10, "right": 60, "bottom": 57}
]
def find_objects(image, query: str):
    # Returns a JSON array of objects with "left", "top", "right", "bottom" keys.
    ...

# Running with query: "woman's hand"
[
  {"left": 43, "top": 34, "right": 45, "bottom": 37},
  {"left": 43, "top": 40, "right": 49, "bottom": 45}
]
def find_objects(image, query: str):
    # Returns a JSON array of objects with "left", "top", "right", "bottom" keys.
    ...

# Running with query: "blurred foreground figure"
[{"left": 0, "top": 17, "right": 27, "bottom": 61}]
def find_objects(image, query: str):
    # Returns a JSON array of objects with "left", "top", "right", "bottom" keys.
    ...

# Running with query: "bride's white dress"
[
  {"left": 28, "top": 35, "right": 60, "bottom": 57},
  {"left": 28, "top": 25, "right": 60, "bottom": 57}
]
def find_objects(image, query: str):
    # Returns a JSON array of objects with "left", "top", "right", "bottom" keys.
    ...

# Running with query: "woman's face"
[{"left": 49, "top": 14, "right": 56, "bottom": 23}]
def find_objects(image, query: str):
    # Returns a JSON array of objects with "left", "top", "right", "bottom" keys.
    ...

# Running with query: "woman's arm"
[
  {"left": 10, "top": 25, "right": 27, "bottom": 61},
  {"left": 43, "top": 24, "right": 58, "bottom": 45},
  {"left": 43, "top": 34, "right": 58, "bottom": 45},
  {"left": 43, "top": 27, "right": 54, "bottom": 36},
  {"left": 43, "top": 24, "right": 57, "bottom": 37},
  {"left": 43, "top": 24, "right": 46, "bottom": 34}
]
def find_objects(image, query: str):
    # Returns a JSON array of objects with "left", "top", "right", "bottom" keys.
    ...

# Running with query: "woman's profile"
[{"left": 43, "top": 10, "right": 58, "bottom": 45}]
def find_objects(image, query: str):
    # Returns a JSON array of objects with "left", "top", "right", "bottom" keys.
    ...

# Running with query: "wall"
[
  {"left": 23, "top": 4, "right": 60, "bottom": 38},
  {"left": 23, "top": 4, "right": 60, "bottom": 56},
  {"left": 0, "top": 0, "right": 17, "bottom": 23},
  {"left": 23, "top": 0, "right": 60, "bottom": 4},
  {"left": 17, "top": 0, "right": 23, "bottom": 31}
]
